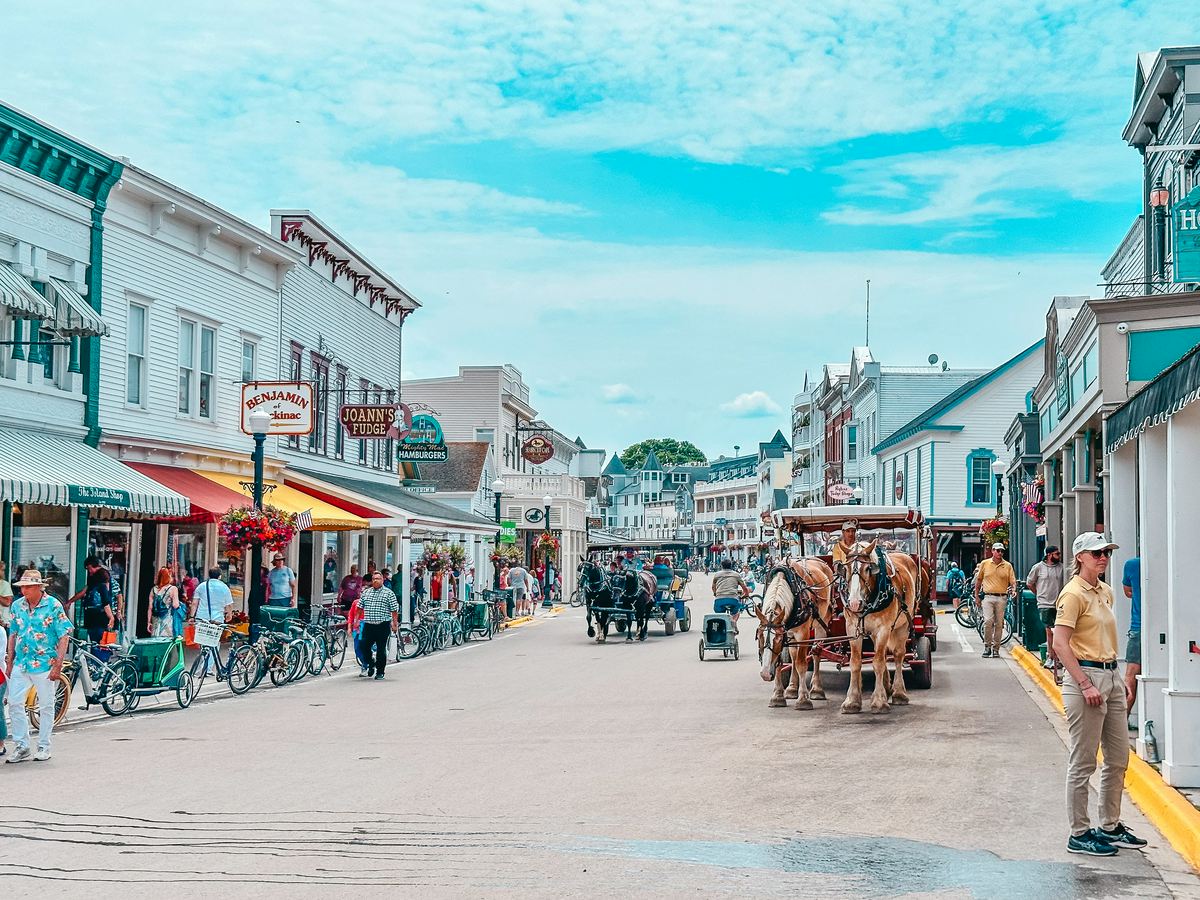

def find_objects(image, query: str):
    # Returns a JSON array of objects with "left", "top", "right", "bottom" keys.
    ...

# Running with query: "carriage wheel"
[
  {"left": 911, "top": 636, "right": 933, "bottom": 689},
  {"left": 733, "top": 640, "right": 740, "bottom": 661},
  {"left": 615, "top": 619, "right": 628, "bottom": 633},
  {"left": 698, "top": 639, "right": 705, "bottom": 661},
  {"left": 679, "top": 607, "right": 691, "bottom": 633},
  {"left": 664, "top": 606, "right": 677, "bottom": 636}
]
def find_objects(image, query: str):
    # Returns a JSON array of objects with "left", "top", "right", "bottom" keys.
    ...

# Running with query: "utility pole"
[{"left": 865, "top": 279, "right": 871, "bottom": 347}]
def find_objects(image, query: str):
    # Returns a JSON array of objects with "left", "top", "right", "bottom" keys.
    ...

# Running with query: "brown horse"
[
  {"left": 753, "top": 558, "right": 835, "bottom": 710},
  {"left": 840, "top": 540, "right": 919, "bottom": 714}
]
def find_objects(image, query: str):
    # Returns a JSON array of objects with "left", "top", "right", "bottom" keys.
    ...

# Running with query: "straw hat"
[{"left": 14, "top": 569, "right": 46, "bottom": 587}]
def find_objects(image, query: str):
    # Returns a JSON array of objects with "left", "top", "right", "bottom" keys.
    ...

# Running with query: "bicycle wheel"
[
  {"left": 569, "top": 587, "right": 583, "bottom": 608},
  {"left": 435, "top": 621, "right": 451, "bottom": 651},
  {"left": 328, "top": 631, "right": 348, "bottom": 671},
  {"left": 998, "top": 616, "right": 1015, "bottom": 646},
  {"left": 101, "top": 658, "right": 139, "bottom": 717},
  {"left": 189, "top": 650, "right": 211, "bottom": 694},
  {"left": 28, "top": 671, "right": 72, "bottom": 729},
  {"left": 954, "top": 602, "right": 977, "bottom": 629},
  {"left": 267, "top": 647, "right": 292, "bottom": 686},
  {"left": 449, "top": 617, "right": 465, "bottom": 647},
  {"left": 227, "top": 644, "right": 259, "bottom": 695},
  {"left": 176, "top": 668, "right": 197, "bottom": 708},
  {"left": 395, "top": 627, "right": 421, "bottom": 660},
  {"left": 290, "top": 639, "right": 311, "bottom": 681},
  {"left": 285, "top": 643, "right": 305, "bottom": 682},
  {"left": 307, "top": 634, "right": 328, "bottom": 676}
]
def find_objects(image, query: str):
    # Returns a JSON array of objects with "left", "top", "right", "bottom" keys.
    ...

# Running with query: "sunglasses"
[{"left": 1088, "top": 549, "right": 1113, "bottom": 558}]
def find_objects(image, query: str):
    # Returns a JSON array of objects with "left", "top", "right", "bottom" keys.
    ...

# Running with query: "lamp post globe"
[
  {"left": 851, "top": 485, "right": 864, "bottom": 505},
  {"left": 247, "top": 409, "right": 272, "bottom": 435},
  {"left": 245, "top": 408, "right": 272, "bottom": 640},
  {"left": 990, "top": 458, "right": 1007, "bottom": 517},
  {"left": 541, "top": 495, "right": 554, "bottom": 607}
]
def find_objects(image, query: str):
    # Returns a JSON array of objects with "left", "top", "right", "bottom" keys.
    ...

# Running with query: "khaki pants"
[
  {"left": 982, "top": 594, "right": 1007, "bottom": 650},
  {"left": 1062, "top": 668, "right": 1128, "bottom": 836}
]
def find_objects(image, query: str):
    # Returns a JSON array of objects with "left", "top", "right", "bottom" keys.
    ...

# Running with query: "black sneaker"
[
  {"left": 374, "top": 673, "right": 385, "bottom": 680},
  {"left": 982, "top": 648, "right": 992, "bottom": 658},
  {"left": 1096, "top": 824, "right": 1147, "bottom": 849},
  {"left": 1067, "top": 832, "right": 1119, "bottom": 856},
  {"left": 366, "top": 666, "right": 375, "bottom": 678}
]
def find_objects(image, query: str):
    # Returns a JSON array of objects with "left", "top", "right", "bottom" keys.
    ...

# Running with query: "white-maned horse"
[{"left": 753, "top": 559, "right": 835, "bottom": 710}]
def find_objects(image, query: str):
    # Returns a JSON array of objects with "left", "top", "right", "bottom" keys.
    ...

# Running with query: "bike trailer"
[{"left": 130, "top": 638, "right": 185, "bottom": 689}]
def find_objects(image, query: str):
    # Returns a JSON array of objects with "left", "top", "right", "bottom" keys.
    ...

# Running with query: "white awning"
[
  {"left": 0, "top": 429, "right": 189, "bottom": 517},
  {"left": 50, "top": 278, "right": 108, "bottom": 337},
  {"left": 0, "top": 264, "right": 54, "bottom": 320}
]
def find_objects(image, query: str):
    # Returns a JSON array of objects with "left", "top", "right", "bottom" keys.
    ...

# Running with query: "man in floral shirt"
[{"left": 6, "top": 569, "right": 72, "bottom": 763}]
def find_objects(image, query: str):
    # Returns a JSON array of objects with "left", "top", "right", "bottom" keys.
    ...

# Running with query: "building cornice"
[{"left": 0, "top": 103, "right": 123, "bottom": 208}]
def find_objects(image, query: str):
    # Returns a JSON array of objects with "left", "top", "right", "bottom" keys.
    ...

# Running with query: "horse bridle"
[
  {"left": 843, "top": 547, "right": 910, "bottom": 625},
  {"left": 755, "top": 565, "right": 828, "bottom": 667}
]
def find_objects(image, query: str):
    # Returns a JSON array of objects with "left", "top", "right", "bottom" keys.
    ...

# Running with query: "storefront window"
[
  {"left": 168, "top": 524, "right": 207, "bottom": 602},
  {"left": 88, "top": 525, "right": 131, "bottom": 618},
  {"left": 11, "top": 504, "right": 72, "bottom": 602},
  {"left": 322, "top": 533, "right": 339, "bottom": 594},
  {"left": 218, "top": 539, "right": 245, "bottom": 607}
]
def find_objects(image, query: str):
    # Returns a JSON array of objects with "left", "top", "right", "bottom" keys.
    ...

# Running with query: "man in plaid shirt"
[{"left": 359, "top": 570, "right": 399, "bottom": 680}]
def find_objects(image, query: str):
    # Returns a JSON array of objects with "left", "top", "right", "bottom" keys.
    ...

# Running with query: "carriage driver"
[
  {"left": 831, "top": 521, "right": 859, "bottom": 565},
  {"left": 711, "top": 558, "right": 750, "bottom": 631}
]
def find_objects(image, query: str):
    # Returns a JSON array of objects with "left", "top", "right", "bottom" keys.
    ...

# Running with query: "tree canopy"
[{"left": 619, "top": 438, "right": 707, "bottom": 470}]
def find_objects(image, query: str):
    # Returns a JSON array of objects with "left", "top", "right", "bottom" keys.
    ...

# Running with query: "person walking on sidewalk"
[
  {"left": 1026, "top": 546, "right": 1064, "bottom": 678},
  {"left": 359, "top": 570, "right": 398, "bottom": 681},
  {"left": 973, "top": 542, "right": 1016, "bottom": 658},
  {"left": 267, "top": 553, "right": 298, "bottom": 607},
  {"left": 1053, "top": 532, "right": 1147, "bottom": 857},
  {"left": 6, "top": 570, "right": 72, "bottom": 763},
  {"left": 1121, "top": 556, "right": 1142, "bottom": 715},
  {"left": 337, "top": 564, "right": 364, "bottom": 614}
]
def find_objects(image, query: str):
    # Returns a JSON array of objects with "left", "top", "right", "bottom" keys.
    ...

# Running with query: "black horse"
[{"left": 580, "top": 560, "right": 655, "bottom": 643}]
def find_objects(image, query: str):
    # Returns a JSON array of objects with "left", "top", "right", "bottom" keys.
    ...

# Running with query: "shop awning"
[
  {"left": 0, "top": 264, "right": 54, "bottom": 319},
  {"left": 1106, "top": 340, "right": 1200, "bottom": 453},
  {"left": 0, "top": 430, "right": 189, "bottom": 516},
  {"left": 50, "top": 278, "right": 109, "bottom": 337},
  {"left": 287, "top": 468, "right": 498, "bottom": 532},
  {"left": 197, "top": 472, "right": 370, "bottom": 531},
  {"left": 123, "top": 463, "right": 250, "bottom": 523}
]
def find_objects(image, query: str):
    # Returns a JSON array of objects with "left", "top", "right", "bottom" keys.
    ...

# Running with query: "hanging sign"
[
  {"left": 241, "top": 382, "right": 314, "bottom": 435},
  {"left": 68, "top": 485, "right": 132, "bottom": 509},
  {"left": 397, "top": 414, "right": 448, "bottom": 462},
  {"left": 1173, "top": 186, "right": 1200, "bottom": 283},
  {"left": 828, "top": 483, "right": 854, "bottom": 502},
  {"left": 521, "top": 434, "right": 555, "bottom": 465},
  {"left": 499, "top": 521, "right": 518, "bottom": 544},
  {"left": 340, "top": 403, "right": 410, "bottom": 440}
]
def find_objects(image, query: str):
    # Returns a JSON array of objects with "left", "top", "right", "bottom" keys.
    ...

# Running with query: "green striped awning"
[
  {"left": 0, "top": 429, "right": 190, "bottom": 517},
  {"left": 50, "top": 278, "right": 108, "bottom": 337},
  {"left": 0, "top": 264, "right": 54, "bottom": 320}
]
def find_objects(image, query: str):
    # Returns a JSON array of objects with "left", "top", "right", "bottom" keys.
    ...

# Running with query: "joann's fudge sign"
[{"left": 340, "top": 403, "right": 411, "bottom": 440}]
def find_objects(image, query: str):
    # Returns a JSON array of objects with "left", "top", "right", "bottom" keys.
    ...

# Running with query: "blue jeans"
[
  {"left": 714, "top": 598, "right": 744, "bottom": 614},
  {"left": 0, "top": 682, "right": 7, "bottom": 741}
]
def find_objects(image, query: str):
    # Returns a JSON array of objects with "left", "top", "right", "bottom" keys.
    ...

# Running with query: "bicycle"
[
  {"left": 313, "top": 604, "right": 349, "bottom": 672},
  {"left": 26, "top": 636, "right": 138, "bottom": 727},
  {"left": 187, "top": 621, "right": 259, "bottom": 695},
  {"left": 969, "top": 592, "right": 1016, "bottom": 647}
]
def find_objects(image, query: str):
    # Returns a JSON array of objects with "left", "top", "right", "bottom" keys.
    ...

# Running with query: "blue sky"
[{"left": 3, "top": 2, "right": 1195, "bottom": 460}]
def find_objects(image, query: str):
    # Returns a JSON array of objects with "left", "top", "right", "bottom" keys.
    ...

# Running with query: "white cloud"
[
  {"left": 721, "top": 391, "right": 783, "bottom": 419},
  {"left": 602, "top": 383, "right": 641, "bottom": 404}
]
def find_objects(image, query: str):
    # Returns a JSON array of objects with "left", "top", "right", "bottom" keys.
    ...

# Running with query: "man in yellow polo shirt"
[
  {"left": 831, "top": 521, "right": 858, "bottom": 564},
  {"left": 973, "top": 542, "right": 1016, "bottom": 658}
]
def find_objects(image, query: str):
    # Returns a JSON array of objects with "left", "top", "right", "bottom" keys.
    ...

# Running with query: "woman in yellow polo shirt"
[{"left": 1052, "top": 532, "right": 1147, "bottom": 857}]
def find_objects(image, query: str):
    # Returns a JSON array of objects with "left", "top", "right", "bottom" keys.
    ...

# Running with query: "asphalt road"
[{"left": 2, "top": 577, "right": 1197, "bottom": 898}]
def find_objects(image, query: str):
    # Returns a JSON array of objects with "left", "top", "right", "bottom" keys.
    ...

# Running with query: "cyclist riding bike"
[
  {"left": 711, "top": 559, "right": 750, "bottom": 631},
  {"left": 946, "top": 561, "right": 966, "bottom": 604}
]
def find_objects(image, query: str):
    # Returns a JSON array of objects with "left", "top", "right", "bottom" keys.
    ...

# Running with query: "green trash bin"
[
  {"left": 1021, "top": 590, "right": 1043, "bottom": 653},
  {"left": 466, "top": 600, "right": 489, "bottom": 631}
]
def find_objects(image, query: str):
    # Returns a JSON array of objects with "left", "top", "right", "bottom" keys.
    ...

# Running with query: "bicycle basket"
[{"left": 193, "top": 620, "right": 224, "bottom": 648}]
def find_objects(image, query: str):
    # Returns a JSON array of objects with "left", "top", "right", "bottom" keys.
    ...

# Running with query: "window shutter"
[{"left": 504, "top": 504, "right": 523, "bottom": 521}]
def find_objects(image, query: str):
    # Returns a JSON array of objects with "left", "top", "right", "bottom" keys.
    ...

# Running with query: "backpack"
[{"left": 152, "top": 587, "right": 170, "bottom": 618}]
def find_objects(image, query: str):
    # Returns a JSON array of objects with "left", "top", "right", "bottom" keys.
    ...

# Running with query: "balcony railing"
[{"left": 501, "top": 474, "right": 585, "bottom": 501}]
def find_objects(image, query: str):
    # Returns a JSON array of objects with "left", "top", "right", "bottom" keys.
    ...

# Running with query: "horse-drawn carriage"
[
  {"left": 579, "top": 540, "right": 693, "bottom": 642},
  {"left": 753, "top": 506, "right": 936, "bottom": 713}
]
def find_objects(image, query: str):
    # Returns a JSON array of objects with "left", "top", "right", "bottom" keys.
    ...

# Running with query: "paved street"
[{"left": 2, "top": 578, "right": 1197, "bottom": 898}]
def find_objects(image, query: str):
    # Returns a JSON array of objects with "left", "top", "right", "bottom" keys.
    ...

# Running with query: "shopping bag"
[
  {"left": 183, "top": 622, "right": 197, "bottom": 647},
  {"left": 100, "top": 630, "right": 118, "bottom": 646}
]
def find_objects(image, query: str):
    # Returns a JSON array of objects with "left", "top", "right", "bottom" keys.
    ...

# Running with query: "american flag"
[
  {"left": 295, "top": 509, "right": 314, "bottom": 531},
  {"left": 1021, "top": 481, "right": 1042, "bottom": 506}
]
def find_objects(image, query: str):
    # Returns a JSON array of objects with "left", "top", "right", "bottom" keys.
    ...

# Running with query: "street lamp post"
[
  {"left": 541, "top": 494, "right": 554, "bottom": 608},
  {"left": 851, "top": 485, "right": 864, "bottom": 506},
  {"left": 991, "top": 458, "right": 1008, "bottom": 517},
  {"left": 491, "top": 478, "right": 504, "bottom": 589},
  {"left": 246, "top": 408, "right": 272, "bottom": 639}
]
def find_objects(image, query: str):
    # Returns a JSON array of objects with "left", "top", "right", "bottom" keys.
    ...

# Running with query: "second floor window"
[
  {"left": 241, "top": 340, "right": 256, "bottom": 383},
  {"left": 309, "top": 356, "right": 330, "bottom": 454},
  {"left": 847, "top": 425, "right": 858, "bottom": 462},
  {"left": 178, "top": 318, "right": 215, "bottom": 420},
  {"left": 127, "top": 302, "right": 147, "bottom": 406}
]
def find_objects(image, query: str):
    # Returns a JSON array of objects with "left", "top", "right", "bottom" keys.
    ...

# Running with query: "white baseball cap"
[
  {"left": 1072, "top": 532, "right": 1119, "bottom": 555},
  {"left": 991, "top": 542, "right": 1006, "bottom": 550}
]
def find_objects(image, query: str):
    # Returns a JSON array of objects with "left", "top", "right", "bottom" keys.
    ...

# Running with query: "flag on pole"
[{"left": 295, "top": 509, "right": 314, "bottom": 531}]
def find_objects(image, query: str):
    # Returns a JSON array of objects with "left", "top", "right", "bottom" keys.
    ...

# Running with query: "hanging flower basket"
[
  {"left": 490, "top": 544, "right": 523, "bottom": 566},
  {"left": 535, "top": 532, "right": 559, "bottom": 556},
  {"left": 1021, "top": 475, "right": 1046, "bottom": 524},
  {"left": 980, "top": 517, "right": 1010, "bottom": 547},
  {"left": 218, "top": 505, "right": 297, "bottom": 552}
]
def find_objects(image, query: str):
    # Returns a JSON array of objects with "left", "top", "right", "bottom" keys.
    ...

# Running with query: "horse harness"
[
  {"left": 842, "top": 546, "right": 913, "bottom": 634},
  {"left": 756, "top": 562, "right": 831, "bottom": 663}
]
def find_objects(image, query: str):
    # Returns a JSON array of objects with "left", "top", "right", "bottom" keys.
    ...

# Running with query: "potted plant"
[
  {"left": 980, "top": 517, "right": 1010, "bottom": 548},
  {"left": 218, "top": 505, "right": 298, "bottom": 553}
]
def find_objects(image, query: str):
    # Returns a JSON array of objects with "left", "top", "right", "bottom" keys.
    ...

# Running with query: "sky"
[{"left": 3, "top": 3, "right": 1194, "bottom": 461}]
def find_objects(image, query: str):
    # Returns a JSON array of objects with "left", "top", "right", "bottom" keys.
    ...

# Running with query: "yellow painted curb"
[
  {"left": 503, "top": 616, "right": 534, "bottom": 629},
  {"left": 1011, "top": 643, "right": 1200, "bottom": 872}
]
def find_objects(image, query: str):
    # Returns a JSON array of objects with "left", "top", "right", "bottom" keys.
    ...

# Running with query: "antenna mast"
[{"left": 865, "top": 279, "right": 871, "bottom": 347}]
